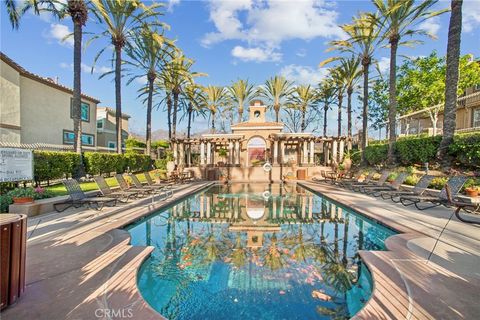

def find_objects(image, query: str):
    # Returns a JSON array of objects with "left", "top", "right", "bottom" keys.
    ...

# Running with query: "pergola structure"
[{"left": 171, "top": 135, "right": 349, "bottom": 168}]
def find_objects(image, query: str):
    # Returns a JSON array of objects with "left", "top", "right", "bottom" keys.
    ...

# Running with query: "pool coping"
[{"left": 299, "top": 180, "right": 480, "bottom": 320}]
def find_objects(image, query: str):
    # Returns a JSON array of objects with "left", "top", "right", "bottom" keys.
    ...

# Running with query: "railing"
[{"left": 0, "top": 141, "right": 143, "bottom": 153}]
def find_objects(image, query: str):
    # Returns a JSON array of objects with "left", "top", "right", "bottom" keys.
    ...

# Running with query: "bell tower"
[{"left": 248, "top": 100, "right": 267, "bottom": 123}]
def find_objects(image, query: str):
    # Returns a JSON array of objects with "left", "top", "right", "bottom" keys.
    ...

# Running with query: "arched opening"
[{"left": 247, "top": 136, "right": 266, "bottom": 166}]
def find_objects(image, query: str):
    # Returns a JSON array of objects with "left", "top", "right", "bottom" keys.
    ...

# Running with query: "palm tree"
[
  {"left": 6, "top": 0, "right": 88, "bottom": 175},
  {"left": 228, "top": 79, "right": 255, "bottom": 123},
  {"left": 317, "top": 78, "right": 337, "bottom": 137},
  {"left": 331, "top": 67, "right": 346, "bottom": 137},
  {"left": 372, "top": 0, "right": 447, "bottom": 164},
  {"left": 202, "top": 86, "right": 228, "bottom": 132},
  {"left": 322, "top": 13, "right": 381, "bottom": 163},
  {"left": 125, "top": 25, "right": 173, "bottom": 155},
  {"left": 182, "top": 83, "right": 207, "bottom": 139},
  {"left": 290, "top": 85, "right": 319, "bottom": 132},
  {"left": 438, "top": 0, "right": 463, "bottom": 163},
  {"left": 260, "top": 76, "right": 294, "bottom": 122},
  {"left": 90, "top": 0, "right": 165, "bottom": 153}
]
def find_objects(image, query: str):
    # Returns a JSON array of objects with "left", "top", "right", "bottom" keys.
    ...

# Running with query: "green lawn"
[{"left": 46, "top": 174, "right": 148, "bottom": 196}]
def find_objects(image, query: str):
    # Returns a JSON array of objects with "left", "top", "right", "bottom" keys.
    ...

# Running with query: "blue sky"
[{"left": 1, "top": 0, "right": 479, "bottom": 137}]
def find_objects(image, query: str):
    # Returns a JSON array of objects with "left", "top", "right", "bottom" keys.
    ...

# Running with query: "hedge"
[
  {"left": 83, "top": 152, "right": 125, "bottom": 175},
  {"left": 34, "top": 151, "right": 81, "bottom": 184},
  {"left": 362, "top": 133, "right": 480, "bottom": 168}
]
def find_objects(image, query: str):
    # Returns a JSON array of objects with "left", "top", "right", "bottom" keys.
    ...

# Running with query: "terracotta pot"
[
  {"left": 13, "top": 197, "right": 34, "bottom": 204},
  {"left": 465, "top": 189, "right": 479, "bottom": 197}
]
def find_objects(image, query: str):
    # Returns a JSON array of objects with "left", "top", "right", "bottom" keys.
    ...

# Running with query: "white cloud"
[
  {"left": 60, "top": 62, "right": 112, "bottom": 74},
  {"left": 202, "top": 0, "right": 345, "bottom": 62},
  {"left": 377, "top": 57, "right": 390, "bottom": 74},
  {"left": 418, "top": 17, "right": 440, "bottom": 37},
  {"left": 167, "top": 0, "right": 180, "bottom": 12},
  {"left": 231, "top": 46, "right": 281, "bottom": 62},
  {"left": 280, "top": 64, "right": 328, "bottom": 85},
  {"left": 45, "top": 23, "right": 74, "bottom": 47},
  {"left": 464, "top": 0, "right": 480, "bottom": 32},
  {"left": 296, "top": 48, "right": 307, "bottom": 58}
]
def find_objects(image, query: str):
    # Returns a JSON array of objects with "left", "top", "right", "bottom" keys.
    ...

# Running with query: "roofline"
[
  {"left": 1, "top": 52, "right": 101, "bottom": 104},
  {"left": 97, "top": 107, "right": 131, "bottom": 119}
]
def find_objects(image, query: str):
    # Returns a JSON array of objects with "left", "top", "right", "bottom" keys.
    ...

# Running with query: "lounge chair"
[
  {"left": 94, "top": 176, "right": 138, "bottom": 203},
  {"left": 342, "top": 171, "right": 376, "bottom": 189},
  {"left": 444, "top": 185, "right": 480, "bottom": 224},
  {"left": 115, "top": 174, "right": 152, "bottom": 196},
  {"left": 335, "top": 171, "right": 364, "bottom": 187},
  {"left": 399, "top": 176, "right": 468, "bottom": 210},
  {"left": 128, "top": 174, "right": 168, "bottom": 199},
  {"left": 144, "top": 172, "right": 174, "bottom": 197},
  {"left": 352, "top": 171, "right": 390, "bottom": 192},
  {"left": 53, "top": 179, "right": 117, "bottom": 212},
  {"left": 379, "top": 174, "right": 434, "bottom": 203},
  {"left": 362, "top": 172, "right": 408, "bottom": 197}
]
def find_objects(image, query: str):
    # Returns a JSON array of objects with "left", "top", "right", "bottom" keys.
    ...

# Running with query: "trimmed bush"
[
  {"left": 364, "top": 144, "right": 388, "bottom": 165},
  {"left": 84, "top": 152, "right": 125, "bottom": 175},
  {"left": 124, "top": 152, "right": 152, "bottom": 173},
  {"left": 449, "top": 133, "right": 480, "bottom": 168},
  {"left": 33, "top": 151, "right": 81, "bottom": 184},
  {"left": 395, "top": 135, "right": 441, "bottom": 165}
]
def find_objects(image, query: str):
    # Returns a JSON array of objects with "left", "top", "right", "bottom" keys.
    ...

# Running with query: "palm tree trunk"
[
  {"left": 301, "top": 109, "right": 306, "bottom": 132},
  {"left": 347, "top": 87, "right": 353, "bottom": 150},
  {"left": 146, "top": 75, "right": 154, "bottom": 156},
  {"left": 211, "top": 111, "right": 216, "bottom": 133},
  {"left": 114, "top": 44, "right": 123, "bottom": 154},
  {"left": 323, "top": 106, "right": 328, "bottom": 137},
  {"left": 187, "top": 103, "right": 193, "bottom": 139},
  {"left": 275, "top": 104, "right": 280, "bottom": 122},
  {"left": 337, "top": 93, "right": 343, "bottom": 137},
  {"left": 387, "top": 37, "right": 399, "bottom": 164},
  {"left": 361, "top": 62, "right": 370, "bottom": 164},
  {"left": 438, "top": 0, "right": 463, "bottom": 163},
  {"left": 238, "top": 107, "right": 243, "bottom": 123},
  {"left": 167, "top": 95, "right": 172, "bottom": 139},
  {"left": 172, "top": 90, "right": 179, "bottom": 138}
]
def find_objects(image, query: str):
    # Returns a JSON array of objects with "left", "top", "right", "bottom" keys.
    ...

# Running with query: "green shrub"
[
  {"left": 449, "top": 133, "right": 480, "bottom": 168},
  {"left": 124, "top": 152, "right": 152, "bottom": 173},
  {"left": 1, "top": 187, "right": 54, "bottom": 213},
  {"left": 429, "top": 177, "right": 448, "bottom": 190},
  {"left": 364, "top": 144, "right": 388, "bottom": 165},
  {"left": 155, "top": 158, "right": 167, "bottom": 170},
  {"left": 395, "top": 136, "right": 441, "bottom": 165},
  {"left": 151, "top": 140, "right": 170, "bottom": 149},
  {"left": 34, "top": 151, "right": 81, "bottom": 184},
  {"left": 387, "top": 172, "right": 398, "bottom": 182},
  {"left": 404, "top": 174, "right": 420, "bottom": 186},
  {"left": 462, "top": 178, "right": 480, "bottom": 191},
  {"left": 125, "top": 137, "right": 146, "bottom": 149},
  {"left": 84, "top": 152, "right": 125, "bottom": 175}
]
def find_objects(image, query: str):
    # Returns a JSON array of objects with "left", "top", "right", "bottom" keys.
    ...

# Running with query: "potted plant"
[
  {"left": 218, "top": 148, "right": 228, "bottom": 164},
  {"left": 465, "top": 186, "right": 479, "bottom": 197},
  {"left": 9, "top": 187, "right": 35, "bottom": 204}
]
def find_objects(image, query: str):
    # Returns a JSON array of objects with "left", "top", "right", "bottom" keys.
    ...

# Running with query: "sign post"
[{"left": 0, "top": 148, "right": 34, "bottom": 183}]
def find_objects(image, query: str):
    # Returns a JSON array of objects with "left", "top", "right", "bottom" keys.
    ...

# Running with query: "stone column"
[
  {"left": 309, "top": 140, "right": 315, "bottom": 164},
  {"left": 200, "top": 142, "right": 205, "bottom": 165},
  {"left": 332, "top": 140, "right": 338, "bottom": 165},
  {"left": 235, "top": 140, "right": 240, "bottom": 165},
  {"left": 339, "top": 139, "right": 345, "bottom": 163},
  {"left": 228, "top": 141, "right": 233, "bottom": 165},
  {"left": 179, "top": 143, "right": 185, "bottom": 166},
  {"left": 172, "top": 142, "right": 178, "bottom": 165},
  {"left": 273, "top": 140, "right": 278, "bottom": 164},
  {"left": 281, "top": 140, "right": 286, "bottom": 164},
  {"left": 206, "top": 141, "right": 211, "bottom": 165},
  {"left": 324, "top": 142, "right": 329, "bottom": 166},
  {"left": 302, "top": 141, "right": 308, "bottom": 165}
]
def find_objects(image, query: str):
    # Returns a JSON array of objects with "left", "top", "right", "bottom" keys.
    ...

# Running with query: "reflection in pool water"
[{"left": 126, "top": 183, "right": 395, "bottom": 320}]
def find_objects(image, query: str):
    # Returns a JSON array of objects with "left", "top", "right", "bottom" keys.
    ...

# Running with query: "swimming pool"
[{"left": 126, "top": 183, "right": 396, "bottom": 320}]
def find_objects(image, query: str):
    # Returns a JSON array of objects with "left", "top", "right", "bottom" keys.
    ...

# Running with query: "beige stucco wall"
[
  {"left": 19, "top": 77, "right": 97, "bottom": 145},
  {"left": 0, "top": 60, "right": 21, "bottom": 143},
  {"left": 232, "top": 128, "right": 282, "bottom": 167},
  {"left": 96, "top": 110, "right": 129, "bottom": 148}
]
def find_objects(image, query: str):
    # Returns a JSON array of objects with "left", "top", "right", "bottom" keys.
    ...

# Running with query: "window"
[
  {"left": 473, "top": 108, "right": 480, "bottom": 128},
  {"left": 97, "top": 119, "right": 104, "bottom": 129},
  {"left": 63, "top": 130, "right": 95, "bottom": 146},
  {"left": 70, "top": 100, "right": 90, "bottom": 122},
  {"left": 108, "top": 141, "right": 116, "bottom": 149}
]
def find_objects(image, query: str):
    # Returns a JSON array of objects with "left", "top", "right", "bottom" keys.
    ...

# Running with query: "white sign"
[{"left": 0, "top": 148, "right": 34, "bottom": 182}]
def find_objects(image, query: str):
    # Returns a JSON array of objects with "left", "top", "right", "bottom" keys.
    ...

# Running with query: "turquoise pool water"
[{"left": 126, "top": 183, "right": 395, "bottom": 320}]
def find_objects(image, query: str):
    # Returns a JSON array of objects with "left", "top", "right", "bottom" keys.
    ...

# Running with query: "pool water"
[{"left": 126, "top": 183, "right": 395, "bottom": 320}]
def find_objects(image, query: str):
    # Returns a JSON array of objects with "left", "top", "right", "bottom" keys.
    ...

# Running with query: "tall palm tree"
[
  {"left": 322, "top": 13, "right": 382, "bottom": 163},
  {"left": 182, "top": 83, "right": 207, "bottom": 139},
  {"left": 317, "top": 78, "right": 337, "bottom": 137},
  {"left": 438, "top": 0, "right": 463, "bottom": 163},
  {"left": 90, "top": 0, "right": 165, "bottom": 153},
  {"left": 372, "top": 0, "right": 447, "bottom": 164},
  {"left": 125, "top": 25, "right": 173, "bottom": 155},
  {"left": 260, "top": 76, "right": 294, "bottom": 122},
  {"left": 6, "top": 0, "right": 89, "bottom": 176},
  {"left": 228, "top": 79, "right": 255, "bottom": 123},
  {"left": 290, "top": 85, "right": 319, "bottom": 132},
  {"left": 331, "top": 67, "right": 346, "bottom": 137},
  {"left": 202, "top": 86, "right": 228, "bottom": 132}
]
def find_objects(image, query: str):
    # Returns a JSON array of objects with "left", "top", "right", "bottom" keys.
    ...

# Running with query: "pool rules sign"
[{"left": 0, "top": 148, "right": 34, "bottom": 182}]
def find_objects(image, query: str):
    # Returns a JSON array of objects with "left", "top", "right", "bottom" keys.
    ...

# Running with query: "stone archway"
[{"left": 247, "top": 136, "right": 266, "bottom": 167}]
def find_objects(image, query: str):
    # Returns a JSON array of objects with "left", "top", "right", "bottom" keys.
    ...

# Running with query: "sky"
[{"left": 1, "top": 0, "right": 479, "bottom": 137}]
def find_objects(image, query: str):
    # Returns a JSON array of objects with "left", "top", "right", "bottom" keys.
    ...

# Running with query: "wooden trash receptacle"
[
  {"left": 1, "top": 214, "right": 27, "bottom": 310},
  {"left": 207, "top": 169, "right": 218, "bottom": 181},
  {"left": 297, "top": 169, "right": 307, "bottom": 180}
]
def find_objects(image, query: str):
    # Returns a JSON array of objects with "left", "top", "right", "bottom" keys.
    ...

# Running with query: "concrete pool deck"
[
  {"left": 300, "top": 181, "right": 480, "bottom": 320},
  {"left": 1, "top": 180, "right": 479, "bottom": 319}
]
